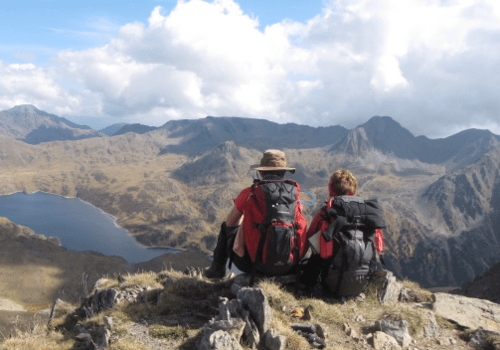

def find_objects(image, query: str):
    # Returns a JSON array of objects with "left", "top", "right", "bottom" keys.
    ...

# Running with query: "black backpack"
[{"left": 319, "top": 196, "right": 385, "bottom": 297}]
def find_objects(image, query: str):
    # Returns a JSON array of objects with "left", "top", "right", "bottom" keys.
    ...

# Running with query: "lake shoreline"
[
  {"left": 0, "top": 191, "right": 184, "bottom": 263},
  {"left": 1, "top": 190, "right": 184, "bottom": 251}
]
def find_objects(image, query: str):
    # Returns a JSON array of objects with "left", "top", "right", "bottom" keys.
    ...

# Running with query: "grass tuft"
[{"left": 149, "top": 324, "right": 188, "bottom": 340}]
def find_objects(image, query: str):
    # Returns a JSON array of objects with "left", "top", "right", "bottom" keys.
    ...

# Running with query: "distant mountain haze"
[
  {"left": 98, "top": 123, "right": 128, "bottom": 136},
  {"left": 157, "top": 116, "right": 349, "bottom": 155},
  {"left": 0, "top": 105, "right": 100, "bottom": 144},
  {"left": 0, "top": 105, "right": 500, "bottom": 288},
  {"left": 113, "top": 123, "right": 159, "bottom": 136}
]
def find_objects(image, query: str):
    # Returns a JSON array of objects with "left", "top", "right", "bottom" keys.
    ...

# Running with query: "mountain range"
[{"left": 0, "top": 105, "right": 499, "bottom": 288}]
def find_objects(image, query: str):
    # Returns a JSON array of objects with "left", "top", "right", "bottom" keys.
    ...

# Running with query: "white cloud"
[
  {"left": 12, "top": 51, "right": 36, "bottom": 62},
  {"left": 0, "top": 62, "right": 81, "bottom": 114},
  {"left": 1, "top": 0, "right": 500, "bottom": 136}
]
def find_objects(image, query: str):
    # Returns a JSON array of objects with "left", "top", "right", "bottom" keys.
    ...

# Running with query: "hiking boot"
[{"left": 204, "top": 262, "right": 226, "bottom": 279}]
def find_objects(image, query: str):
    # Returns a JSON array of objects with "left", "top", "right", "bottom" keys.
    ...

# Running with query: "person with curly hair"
[{"left": 303, "top": 169, "right": 385, "bottom": 297}]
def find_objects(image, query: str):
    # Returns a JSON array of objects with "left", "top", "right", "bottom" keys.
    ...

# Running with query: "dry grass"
[
  {"left": 148, "top": 324, "right": 188, "bottom": 340},
  {"left": 156, "top": 270, "right": 232, "bottom": 317},
  {"left": 1, "top": 323, "right": 76, "bottom": 350},
  {"left": 0, "top": 264, "right": 64, "bottom": 305},
  {"left": 1, "top": 267, "right": 447, "bottom": 350},
  {"left": 97, "top": 271, "right": 163, "bottom": 291},
  {"left": 109, "top": 337, "right": 150, "bottom": 350}
]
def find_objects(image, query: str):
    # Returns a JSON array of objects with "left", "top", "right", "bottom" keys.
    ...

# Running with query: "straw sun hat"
[{"left": 251, "top": 149, "right": 296, "bottom": 174}]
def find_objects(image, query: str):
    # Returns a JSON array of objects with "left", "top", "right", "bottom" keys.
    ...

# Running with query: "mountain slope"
[
  {"left": 417, "top": 129, "right": 500, "bottom": 171},
  {"left": 0, "top": 105, "right": 100, "bottom": 144},
  {"left": 113, "top": 123, "right": 158, "bottom": 136},
  {"left": 172, "top": 141, "right": 259, "bottom": 186},
  {"left": 0, "top": 216, "right": 210, "bottom": 306},
  {"left": 98, "top": 123, "right": 128, "bottom": 136},
  {"left": 2, "top": 111, "right": 500, "bottom": 287},
  {"left": 333, "top": 116, "right": 423, "bottom": 160},
  {"left": 158, "top": 116, "right": 349, "bottom": 155}
]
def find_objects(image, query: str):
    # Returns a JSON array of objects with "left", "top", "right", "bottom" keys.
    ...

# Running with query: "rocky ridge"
[{"left": 4, "top": 267, "right": 500, "bottom": 350}]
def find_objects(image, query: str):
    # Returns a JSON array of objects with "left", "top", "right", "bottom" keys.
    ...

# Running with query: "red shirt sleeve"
[
  {"left": 233, "top": 187, "right": 252, "bottom": 213},
  {"left": 306, "top": 209, "right": 325, "bottom": 239},
  {"left": 375, "top": 228, "right": 383, "bottom": 253}
]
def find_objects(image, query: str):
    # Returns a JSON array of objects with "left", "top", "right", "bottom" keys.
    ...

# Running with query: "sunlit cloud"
[{"left": 1, "top": 0, "right": 500, "bottom": 136}]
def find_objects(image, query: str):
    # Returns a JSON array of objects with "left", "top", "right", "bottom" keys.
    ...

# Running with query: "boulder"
[
  {"left": 375, "top": 318, "right": 411, "bottom": 348},
  {"left": 237, "top": 287, "right": 273, "bottom": 335},
  {"left": 468, "top": 327, "right": 500, "bottom": 349},
  {"left": 208, "top": 319, "right": 246, "bottom": 342},
  {"left": 242, "top": 317, "right": 260, "bottom": 349},
  {"left": 103, "top": 316, "right": 114, "bottom": 330},
  {"left": 372, "top": 331, "right": 401, "bottom": 350},
  {"left": 199, "top": 329, "right": 243, "bottom": 350},
  {"left": 433, "top": 292, "right": 500, "bottom": 332},
  {"left": 82, "top": 288, "right": 119, "bottom": 317},
  {"left": 75, "top": 332, "right": 93, "bottom": 348},
  {"left": 376, "top": 271, "right": 402, "bottom": 305},
  {"left": 96, "top": 325, "right": 111, "bottom": 348},
  {"left": 264, "top": 328, "right": 286, "bottom": 350},
  {"left": 198, "top": 295, "right": 251, "bottom": 349},
  {"left": 218, "top": 297, "right": 249, "bottom": 321},
  {"left": 422, "top": 310, "right": 439, "bottom": 338}
]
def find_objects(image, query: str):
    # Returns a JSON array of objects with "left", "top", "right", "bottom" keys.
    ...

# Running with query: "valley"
[{"left": 1, "top": 105, "right": 500, "bottom": 289}]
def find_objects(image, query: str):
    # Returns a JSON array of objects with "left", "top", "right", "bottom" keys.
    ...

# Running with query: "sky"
[{"left": 1, "top": 0, "right": 499, "bottom": 137}]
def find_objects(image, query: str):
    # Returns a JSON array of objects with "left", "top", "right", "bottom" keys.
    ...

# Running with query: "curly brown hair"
[{"left": 328, "top": 169, "right": 358, "bottom": 196}]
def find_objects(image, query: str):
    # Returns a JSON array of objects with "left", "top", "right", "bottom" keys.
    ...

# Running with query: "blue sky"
[
  {"left": 1, "top": 0, "right": 500, "bottom": 137},
  {"left": 1, "top": 0, "right": 323, "bottom": 66}
]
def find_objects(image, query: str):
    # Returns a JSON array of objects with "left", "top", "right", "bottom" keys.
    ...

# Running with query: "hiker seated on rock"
[
  {"left": 303, "top": 169, "right": 385, "bottom": 298},
  {"left": 205, "top": 149, "right": 308, "bottom": 280}
]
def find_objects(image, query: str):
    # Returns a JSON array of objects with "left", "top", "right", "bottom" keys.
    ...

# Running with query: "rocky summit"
[
  {"left": 2, "top": 265, "right": 500, "bottom": 350},
  {"left": 0, "top": 105, "right": 500, "bottom": 289}
]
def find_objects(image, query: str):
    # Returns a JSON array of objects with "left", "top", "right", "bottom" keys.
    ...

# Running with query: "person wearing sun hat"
[{"left": 205, "top": 149, "right": 307, "bottom": 279}]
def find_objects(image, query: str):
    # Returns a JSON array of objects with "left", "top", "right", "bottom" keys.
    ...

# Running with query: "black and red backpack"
[
  {"left": 318, "top": 195, "right": 385, "bottom": 297},
  {"left": 242, "top": 178, "right": 308, "bottom": 278}
]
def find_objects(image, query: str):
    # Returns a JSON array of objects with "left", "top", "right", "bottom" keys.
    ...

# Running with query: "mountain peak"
[
  {"left": 332, "top": 115, "right": 421, "bottom": 159},
  {"left": 361, "top": 116, "right": 412, "bottom": 135},
  {"left": 0, "top": 105, "right": 99, "bottom": 144},
  {"left": 8, "top": 104, "right": 46, "bottom": 115}
]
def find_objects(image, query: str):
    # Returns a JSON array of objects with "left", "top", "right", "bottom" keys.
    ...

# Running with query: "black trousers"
[{"left": 213, "top": 222, "right": 253, "bottom": 273}]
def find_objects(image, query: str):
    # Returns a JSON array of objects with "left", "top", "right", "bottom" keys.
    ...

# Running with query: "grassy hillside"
[{"left": 0, "top": 217, "right": 210, "bottom": 308}]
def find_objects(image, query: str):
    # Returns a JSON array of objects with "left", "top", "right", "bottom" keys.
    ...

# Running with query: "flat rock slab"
[
  {"left": 0, "top": 298, "right": 24, "bottom": 311},
  {"left": 433, "top": 292, "right": 500, "bottom": 332}
]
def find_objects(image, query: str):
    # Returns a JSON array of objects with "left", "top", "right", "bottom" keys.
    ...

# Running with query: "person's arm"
[
  {"left": 306, "top": 210, "right": 324, "bottom": 239},
  {"left": 226, "top": 206, "right": 243, "bottom": 227},
  {"left": 227, "top": 186, "right": 252, "bottom": 227}
]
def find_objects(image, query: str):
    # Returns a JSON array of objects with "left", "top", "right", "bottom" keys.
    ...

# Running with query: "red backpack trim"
[{"left": 242, "top": 179, "right": 307, "bottom": 275}]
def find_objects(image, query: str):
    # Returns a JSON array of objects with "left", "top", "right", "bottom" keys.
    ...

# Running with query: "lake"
[{"left": 0, "top": 191, "right": 180, "bottom": 263}]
